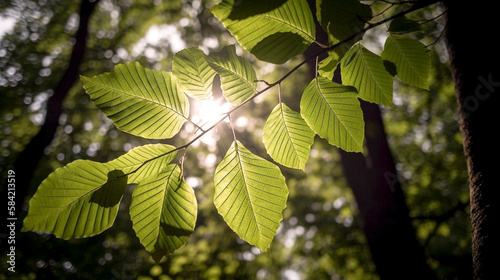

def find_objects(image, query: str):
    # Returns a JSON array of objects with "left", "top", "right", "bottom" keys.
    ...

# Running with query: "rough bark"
[
  {"left": 442, "top": 1, "right": 500, "bottom": 278},
  {"left": 13, "top": 0, "right": 100, "bottom": 223}
]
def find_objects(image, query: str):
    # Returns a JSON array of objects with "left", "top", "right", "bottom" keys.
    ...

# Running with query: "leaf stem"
[
  {"left": 228, "top": 114, "right": 238, "bottom": 142},
  {"left": 277, "top": 83, "right": 282, "bottom": 104}
]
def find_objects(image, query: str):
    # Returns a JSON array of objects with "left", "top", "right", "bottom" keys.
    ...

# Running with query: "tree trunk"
[
  {"left": 338, "top": 101, "right": 436, "bottom": 280},
  {"left": 442, "top": 1, "right": 500, "bottom": 278},
  {"left": 13, "top": 0, "right": 100, "bottom": 224}
]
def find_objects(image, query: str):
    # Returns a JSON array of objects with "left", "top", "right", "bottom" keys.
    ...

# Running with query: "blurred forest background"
[{"left": 0, "top": 0, "right": 470, "bottom": 279}]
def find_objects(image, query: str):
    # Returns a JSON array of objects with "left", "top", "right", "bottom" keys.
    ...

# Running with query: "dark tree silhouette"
[
  {"left": 338, "top": 101, "right": 438, "bottom": 280},
  {"left": 13, "top": 0, "right": 100, "bottom": 225}
]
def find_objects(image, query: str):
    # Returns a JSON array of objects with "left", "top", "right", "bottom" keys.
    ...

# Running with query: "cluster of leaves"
[{"left": 22, "top": 0, "right": 432, "bottom": 262}]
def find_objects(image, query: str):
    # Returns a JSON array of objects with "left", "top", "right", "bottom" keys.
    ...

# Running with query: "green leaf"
[
  {"left": 316, "top": 0, "right": 373, "bottom": 81},
  {"left": 223, "top": 0, "right": 288, "bottom": 19},
  {"left": 107, "top": 144, "right": 177, "bottom": 184},
  {"left": 81, "top": 62, "right": 190, "bottom": 139},
  {"left": 263, "top": 103, "right": 315, "bottom": 171},
  {"left": 129, "top": 164, "right": 197, "bottom": 262},
  {"left": 172, "top": 47, "right": 217, "bottom": 100},
  {"left": 214, "top": 140, "right": 288, "bottom": 251},
  {"left": 206, "top": 45, "right": 257, "bottom": 105},
  {"left": 388, "top": 16, "right": 421, "bottom": 33},
  {"left": 22, "top": 160, "right": 127, "bottom": 239},
  {"left": 318, "top": 51, "right": 341, "bottom": 80},
  {"left": 211, "top": 0, "right": 315, "bottom": 64},
  {"left": 381, "top": 34, "right": 430, "bottom": 90},
  {"left": 341, "top": 43, "right": 393, "bottom": 107},
  {"left": 300, "top": 76, "right": 364, "bottom": 152},
  {"left": 316, "top": 0, "right": 372, "bottom": 44}
]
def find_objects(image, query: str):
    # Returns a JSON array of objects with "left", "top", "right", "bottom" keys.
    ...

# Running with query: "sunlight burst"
[{"left": 193, "top": 99, "right": 232, "bottom": 130}]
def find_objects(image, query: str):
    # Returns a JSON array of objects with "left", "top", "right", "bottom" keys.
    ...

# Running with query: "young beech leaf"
[
  {"left": 22, "top": 144, "right": 177, "bottom": 240},
  {"left": 214, "top": 140, "right": 288, "bottom": 252},
  {"left": 172, "top": 47, "right": 217, "bottom": 100},
  {"left": 263, "top": 103, "right": 315, "bottom": 171},
  {"left": 206, "top": 45, "right": 257, "bottom": 106},
  {"left": 211, "top": 0, "right": 315, "bottom": 64},
  {"left": 129, "top": 164, "right": 197, "bottom": 262},
  {"left": 81, "top": 62, "right": 189, "bottom": 139},
  {"left": 22, "top": 160, "right": 127, "bottom": 239},
  {"left": 388, "top": 16, "right": 422, "bottom": 33},
  {"left": 107, "top": 143, "right": 177, "bottom": 184},
  {"left": 341, "top": 43, "right": 394, "bottom": 107},
  {"left": 316, "top": 0, "right": 372, "bottom": 80},
  {"left": 318, "top": 51, "right": 342, "bottom": 80},
  {"left": 316, "top": 0, "right": 372, "bottom": 44},
  {"left": 300, "top": 77, "right": 364, "bottom": 152},
  {"left": 381, "top": 34, "right": 431, "bottom": 90}
]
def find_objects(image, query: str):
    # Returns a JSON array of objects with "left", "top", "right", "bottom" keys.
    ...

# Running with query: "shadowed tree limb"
[
  {"left": 13, "top": 0, "right": 100, "bottom": 225},
  {"left": 339, "top": 101, "right": 437, "bottom": 280}
]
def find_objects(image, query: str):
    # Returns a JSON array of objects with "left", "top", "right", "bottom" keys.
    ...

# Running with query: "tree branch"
[{"left": 14, "top": 0, "right": 100, "bottom": 221}]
